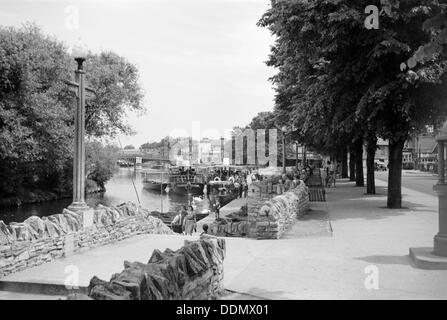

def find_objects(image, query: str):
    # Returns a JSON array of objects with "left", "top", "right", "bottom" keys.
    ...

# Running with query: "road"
[{"left": 375, "top": 170, "right": 438, "bottom": 196}]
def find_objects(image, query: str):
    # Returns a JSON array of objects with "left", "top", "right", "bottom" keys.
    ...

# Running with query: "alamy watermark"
[
  {"left": 164, "top": 122, "right": 279, "bottom": 167},
  {"left": 364, "top": 265, "right": 380, "bottom": 290}
]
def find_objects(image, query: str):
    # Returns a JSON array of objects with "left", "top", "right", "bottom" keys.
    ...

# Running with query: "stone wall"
[
  {"left": 0, "top": 202, "right": 173, "bottom": 278},
  {"left": 209, "top": 220, "right": 249, "bottom": 237},
  {"left": 70, "top": 235, "right": 225, "bottom": 300},
  {"left": 208, "top": 204, "right": 249, "bottom": 237},
  {"left": 247, "top": 183, "right": 309, "bottom": 239},
  {"left": 206, "top": 181, "right": 309, "bottom": 239}
]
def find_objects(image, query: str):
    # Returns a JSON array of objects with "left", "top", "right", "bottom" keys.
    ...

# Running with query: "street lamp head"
[{"left": 71, "top": 38, "right": 88, "bottom": 70}]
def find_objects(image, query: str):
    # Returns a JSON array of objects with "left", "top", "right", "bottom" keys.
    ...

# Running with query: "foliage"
[
  {"left": 84, "top": 52, "right": 145, "bottom": 137},
  {"left": 0, "top": 24, "right": 144, "bottom": 200},
  {"left": 257, "top": 0, "right": 447, "bottom": 207},
  {"left": 140, "top": 137, "right": 170, "bottom": 151},
  {"left": 86, "top": 141, "right": 120, "bottom": 190}
]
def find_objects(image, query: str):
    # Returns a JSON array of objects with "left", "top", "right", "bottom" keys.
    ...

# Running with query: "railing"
[{"left": 168, "top": 174, "right": 207, "bottom": 184}]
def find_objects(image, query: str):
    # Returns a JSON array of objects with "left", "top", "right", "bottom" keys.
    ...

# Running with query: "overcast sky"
[{"left": 0, "top": 0, "right": 275, "bottom": 147}]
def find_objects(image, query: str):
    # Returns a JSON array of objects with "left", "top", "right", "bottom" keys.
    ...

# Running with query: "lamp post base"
[
  {"left": 67, "top": 202, "right": 94, "bottom": 229},
  {"left": 67, "top": 201, "right": 90, "bottom": 212},
  {"left": 434, "top": 233, "right": 447, "bottom": 256},
  {"left": 410, "top": 247, "right": 447, "bottom": 270}
]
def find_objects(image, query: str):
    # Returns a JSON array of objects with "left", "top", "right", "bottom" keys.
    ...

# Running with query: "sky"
[{"left": 0, "top": 0, "right": 276, "bottom": 148}]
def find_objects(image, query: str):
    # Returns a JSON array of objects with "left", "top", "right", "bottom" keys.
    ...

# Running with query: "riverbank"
[{"left": 0, "top": 180, "right": 104, "bottom": 209}]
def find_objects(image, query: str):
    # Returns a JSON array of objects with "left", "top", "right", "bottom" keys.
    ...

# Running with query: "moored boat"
[
  {"left": 167, "top": 166, "right": 207, "bottom": 195},
  {"left": 141, "top": 165, "right": 170, "bottom": 192},
  {"left": 207, "top": 179, "right": 237, "bottom": 206}
]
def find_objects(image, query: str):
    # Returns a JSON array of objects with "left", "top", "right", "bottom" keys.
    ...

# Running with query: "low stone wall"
[
  {"left": 206, "top": 181, "right": 309, "bottom": 239},
  {"left": 0, "top": 202, "right": 173, "bottom": 278},
  {"left": 248, "top": 184, "right": 309, "bottom": 239},
  {"left": 69, "top": 235, "right": 225, "bottom": 300},
  {"left": 209, "top": 220, "right": 249, "bottom": 237}
]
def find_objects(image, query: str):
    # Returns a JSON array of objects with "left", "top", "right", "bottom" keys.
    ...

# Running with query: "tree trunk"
[
  {"left": 341, "top": 147, "right": 348, "bottom": 178},
  {"left": 366, "top": 137, "right": 377, "bottom": 194},
  {"left": 355, "top": 139, "right": 364, "bottom": 187},
  {"left": 387, "top": 138, "right": 405, "bottom": 208},
  {"left": 349, "top": 147, "right": 356, "bottom": 181}
]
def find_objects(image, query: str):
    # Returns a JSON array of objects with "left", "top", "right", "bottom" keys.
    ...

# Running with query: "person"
[
  {"left": 203, "top": 184, "right": 207, "bottom": 199},
  {"left": 183, "top": 205, "right": 196, "bottom": 236},
  {"left": 187, "top": 189, "right": 193, "bottom": 205},
  {"left": 233, "top": 177, "right": 241, "bottom": 198},
  {"left": 201, "top": 224, "right": 209, "bottom": 236},
  {"left": 247, "top": 172, "right": 253, "bottom": 186},
  {"left": 330, "top": 162, "right": 337, "bottom": 187},
  {"left": 324, "top": 161, "right": 330, "bottom": 187},
  {"left": 302, "top": 168, "right": 309, "bottom": 185},
  {"left": 172, "top": 205, "right": 187, "bottom": 234},
  {"left": 293, "top": 174, "right": 300, "bottom": 188},
  {"left": 242, "top": 178, "right": 248, "bottom": 197},
  {"left": 171, "top": 210, "right": 183, "bottom": 234},
  {"left": 321, "top": 162, "right": 328, "bottom": 187},
  {"left": 213, "top": 199, "right": 221, "bottom": 220},
  {"left": 284, "top": 175, "right": 293, "bottom": 191},
  {"left": 238, "top": 176, "right": 244, "bottom": 198}
]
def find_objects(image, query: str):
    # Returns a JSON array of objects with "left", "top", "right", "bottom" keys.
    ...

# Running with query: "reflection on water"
[{"left": 0, "top": 168, "right": 209, "bottom": 224}]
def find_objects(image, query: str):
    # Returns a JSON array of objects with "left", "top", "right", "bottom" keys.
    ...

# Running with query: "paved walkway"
[
  {"left": 223, "top": 179, "right": 446, "bottom": 299},
  {"left": 2, "top": 179, "right": 447, "bottom": 299}
]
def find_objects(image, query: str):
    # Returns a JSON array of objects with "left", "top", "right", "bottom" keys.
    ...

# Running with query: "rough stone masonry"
[
  {"left": 68, "top": 235, "right": 226, "bottom": 300},
  {"left": 0, "top": 202, "right": 173, "bottom": 278},
  {"left": 207, "top": 182, "right": 310, "bottom": 239}
]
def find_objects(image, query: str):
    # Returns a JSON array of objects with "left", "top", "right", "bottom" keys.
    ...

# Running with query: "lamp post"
[
  {"left": 433, "top": 123, "right": 447, "bottom": 256},
  {"left": 281, "top": 126, "right": 287, "bottom": 174},
  {"left": 66, "top": 42, "right": 95, "bottom": 213},
  {"left": 220, "top": 136, "right": 224, "bottom": 164},
  {"left": 295, "top": 141, "right": 299, "bottom": 172},
  {"left": 410, "top": 121, "right": 447, "bottom": 269},
  {"left": 67, "top": 44, "right": 88, "bottom": 211}
]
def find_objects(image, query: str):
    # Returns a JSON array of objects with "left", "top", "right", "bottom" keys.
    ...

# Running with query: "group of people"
[
  {"left": 171, "top": 204, "right": 210, "bottom": 236},
  {"left": 320, "top": 160, "right": 338, "bottom": 188},
  {"left": 228, "top": 173, "right": 250, "bottom": 199},
  {"left": 171, "top": 205, "right": 197, "bottom": 235}
]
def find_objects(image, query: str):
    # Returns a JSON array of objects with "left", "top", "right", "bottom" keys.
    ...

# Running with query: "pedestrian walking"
[
  {"left": 171, "top": 210, "right": 184, "bottom": 234},
  {"left": 329, "top": 161, "right": 336, "bottom": 187},
  {"left": 213, "top": 199, "right": 221, "bottom": 220},
  {"left": 183, "top": 205, "right": 196, "bottom": 236}
]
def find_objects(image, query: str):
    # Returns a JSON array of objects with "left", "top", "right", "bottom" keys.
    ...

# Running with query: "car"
[{"left": 374, "top": 160, "right": 387, "bottom": 171}]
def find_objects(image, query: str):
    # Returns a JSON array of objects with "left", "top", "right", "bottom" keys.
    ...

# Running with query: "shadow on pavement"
[
  {"left": 354, "top": 254, "right": 411, "bottom": 266},
  {"left": 324, "top": 181, "right": 436, "bottom": 222}
]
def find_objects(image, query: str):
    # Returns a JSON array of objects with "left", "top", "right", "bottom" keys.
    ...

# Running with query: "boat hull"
[
  {"left": 169, "top": 183, "right": 204, "bottom": 195},
  {"left": 143, "top": 182, "right": 168, "bottom": 191}
]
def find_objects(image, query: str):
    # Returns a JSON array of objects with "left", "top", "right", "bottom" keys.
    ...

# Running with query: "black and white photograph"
[{"left": 0, "top": 0, "right": 447, "bottom": 305}]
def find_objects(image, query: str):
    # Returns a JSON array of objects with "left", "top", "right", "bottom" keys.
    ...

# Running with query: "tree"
[
  {"left": 86, "top": 141, "right": 120, "bottom": 191},
  {"left": 258, "top": 0, "right": 447, "bottom": 208},
  {"left": 123, "top": 144, "right": 135, "bottom": 150},
  {"left": 0, "top": 24, "right": 145, "bottom": 201},
  {"left": 0, "top": 24, "right": 73, "bottom": 197},
  {"left": 84, "top": 52, "right": 145, "bottom": 137}
]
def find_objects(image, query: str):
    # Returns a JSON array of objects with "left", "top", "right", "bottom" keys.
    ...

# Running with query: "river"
[{"left": 0, "top": 168, "right": 210, "bottom": 224}]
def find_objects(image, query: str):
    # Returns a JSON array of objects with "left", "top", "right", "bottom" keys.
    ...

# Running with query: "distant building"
[
  {"left": 410, "top": 134, "right": 437, "bottom": 171},
  {"left": 364, "top": 131, "right": 437, "bottom": 171},
  {"left": 375, "top": 138, "right": 389, "bottom": 164}
]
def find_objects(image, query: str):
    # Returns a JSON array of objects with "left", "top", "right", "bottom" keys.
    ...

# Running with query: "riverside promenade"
[{"left": 1, "top": 178, "right": 447, "bottom": 299}]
